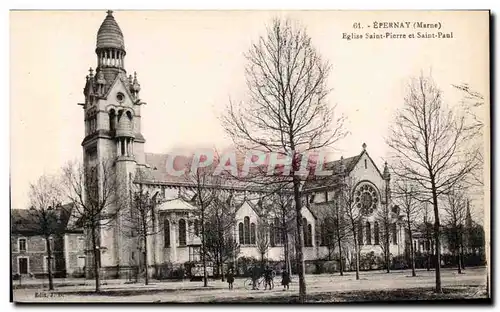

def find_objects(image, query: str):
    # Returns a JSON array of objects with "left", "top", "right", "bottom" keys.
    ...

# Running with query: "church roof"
[
  {"left": 136, "top": 150, "right": 369, "bottom": 194},
  {"left": 302, "top": 154, "right": 361, "bottom": 191},
  {"left": 96, "top": 10, "right": 125, "bottom": 51},
  {"left": 136, "top": 153, "right": 269, "bottom": 192}
]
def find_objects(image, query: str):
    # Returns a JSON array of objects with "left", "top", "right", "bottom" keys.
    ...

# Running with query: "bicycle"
[{"left": 244, "top": 275, "right": 275, "bottom": 290}]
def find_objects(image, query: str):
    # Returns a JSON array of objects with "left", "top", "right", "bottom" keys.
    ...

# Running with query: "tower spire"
[{"left": 94, "top": 10, "right": 127, "bottom": 97}]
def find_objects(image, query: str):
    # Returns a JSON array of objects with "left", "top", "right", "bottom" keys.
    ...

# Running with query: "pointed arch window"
[
  {"left": 270, "top": 223, "right": 275, "bottom": 247},
  {"left": 320, "top": 220, "right": 328, "bottom": 246},
  {"left": 250, "top": 223, "right": 256, "bottom": 245},
  {"left": 194, "top": 219, "right": 199, "bottom": 236},
  {"left": 307, "top": 224, "right": 313, "bottom": 247},
  {"left": 109, "top": 109, "right": 116, "bottom": 131},
  {"left": 366, "top": 222, "right": 372, "bottom": 245},
  {"left": 164, "top": 219, "right": 170, "bottom": 248},
  {"left": 238, "top": 222, "right": 244, "bottom": 244},
  {"left": 374, "top": 222, "right": 380, "bottom": 245},
  {"left": 178, "top": 219, "right": 186, "bottom": 246},
  {"left": 244, "top": 217, "right": 250, "bottom": 245}
]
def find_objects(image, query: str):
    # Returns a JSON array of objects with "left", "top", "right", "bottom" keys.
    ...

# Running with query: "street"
[{"left": 13, "top": 267, "right": 487, "bottom": 303}]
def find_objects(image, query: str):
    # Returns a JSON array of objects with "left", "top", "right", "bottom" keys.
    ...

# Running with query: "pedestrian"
[
  {"left": 281, "top": 269, "right": 290, "bottom": 291},
  {"left": 264, "top": 265, "right": 273, "bottom": 290},
  {"left": 227, "top": 269, "right": 235, "bottom": 290}
]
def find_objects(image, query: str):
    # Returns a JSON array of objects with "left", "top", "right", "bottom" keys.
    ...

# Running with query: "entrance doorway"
[{"left": 18, "top": 257, "right": 28, "bottom": 274}]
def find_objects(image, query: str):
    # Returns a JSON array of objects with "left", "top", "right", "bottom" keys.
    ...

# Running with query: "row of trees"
[
  {"left": 24, "top": 16, "right": 485, "bottom": 301},
  {"left": 219, "top": 16, "right": 485, "bottom": 300}
]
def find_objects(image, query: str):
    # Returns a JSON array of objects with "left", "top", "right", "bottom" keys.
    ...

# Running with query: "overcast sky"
[{"left": 10, "top": 10, "right": 488, "bottom": 219}]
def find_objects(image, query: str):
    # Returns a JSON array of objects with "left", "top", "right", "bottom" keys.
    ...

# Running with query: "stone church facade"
[{"left": 80, "top": 11, "right": 406, "bottom": 278}]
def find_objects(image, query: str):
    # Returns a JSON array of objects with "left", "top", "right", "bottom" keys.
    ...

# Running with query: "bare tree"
[
  {"left": 27, "top": 174, "right": 64, "bottom": 291},
  {"left": 333, "top": 200, "right": 351, "bottom": 276},
  {"left": 393, "top": 179, "right": 421, "bottom": 277},
  {"left": 256, "top": 217, "right": 271, "bottom": 268},
  {"left": 319, "top": 199, "right": 350, "bottom": 275},
  {"left": 63, "top": 159, "right": 122, "bottom": 292},
  {"left": 221, "top": 17, "right": 347, "bottom": 302},
  {"left": 443, "top": 187, "right": 467, "bottom": 274},
  {"left": 387, "top": 74, "right": 480, "bottom": 292},
  {"left": 183, "top": 165, "right": 225, "bottom": 287},
  {"left": 262, "top": 191, "right": 295, "bottom": 274},
  {"left": 123, "top": 174, "right": 169, "bottom": 285},
  {"left": 204, "top": 190, "right": 240, "bottom": 281},
  {"left": 452, "top": 83, "right": 485, "bottom": 129},
  {"left": 340, "top": 177, "right": 362, "bottom": 280},
  {"left": 375, "top": 198, "right": 392, "bottom": 273},
  {"left": 453, "top": 83, "right": 485, "bottom": 188},
  {"left": 318, "top": 210, "right": 336, "bottom": 261}
]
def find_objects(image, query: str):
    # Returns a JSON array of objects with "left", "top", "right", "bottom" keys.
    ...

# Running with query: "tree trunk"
[
  {"left": 355, "top": 245, "right": 360, "bottom": 280},
  {"left": 426, "top": 236, "right": 431, "bottom": 271},
  {"left": 336, "top": 234, "right": 344, "bottom": 276},
  {"left": 408, "top": 226, "right": 416, "bottom": 277},
  {"left": 45, "top": 236, "right": 54, "bottom": 291},
  {"left": 144, "top": 235, "right": 149, "bottom": 285},
  {"left": 292, "top": 175, "right": 306, "bottom": 303},
  {"left": 220, "top": 254, "right": 225, "bottom": 282},
  {"left": 457, "top": 250, "right": 462, "bottom": 274},
  {"left": 351, "top": 225, "right": 360, "bottom": 280},
  {"left": 456, "top": 231, "right": 462, "bottom": 274},
  {"left": 460, "top": 234, "right": 466, "bottom": 270},
  {"left": 385, "top": 224, "right": 390, "bottom": 273},
  {"left": 201, "top": 211, "right": 208, "bottom": 287},
  {"left": 91, "top": 226, "right": 101, "bottom": 292},
  {"left": 283, "top": 231, "right": 289, "bottom": 274},
  {"left": 431, "top": 185, "right": 442, "bottom": 293}
]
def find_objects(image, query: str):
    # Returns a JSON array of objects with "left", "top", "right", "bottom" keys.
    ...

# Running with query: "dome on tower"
[{"left": 96, "top": 10, "right": 125, "bottom": 51}]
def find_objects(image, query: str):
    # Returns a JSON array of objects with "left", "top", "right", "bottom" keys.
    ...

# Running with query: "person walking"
[
  {"left": 227, "top": 269, "right": 235, "bottom": 290},
  {"left": 264, "top": 265, "right": 273, "bottom": 290},
  {"left": 281, "top": 269, "right": 290, "bottom": 291}
]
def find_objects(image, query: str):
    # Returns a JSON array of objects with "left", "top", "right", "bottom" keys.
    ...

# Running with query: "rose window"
[{"left": 355, "top": 184, "right": 378, "bottom": 216}]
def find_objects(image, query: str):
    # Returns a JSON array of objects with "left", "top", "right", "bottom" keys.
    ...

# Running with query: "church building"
[{"left": 80, "top": 11, "right": 406, "bottom": 278}]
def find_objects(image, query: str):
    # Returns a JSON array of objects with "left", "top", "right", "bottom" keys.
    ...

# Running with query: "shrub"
[
  {"left": 313, "top": 259, "right": 325, "bottom": 274},
  {"left": 360, "top": 251, "right": 380, "bottom": 270},
  {"left": 183, "top": 261, "right": 196, "bottom": 278},
  {"left": 391, "top": 255, "right": 408, "bottom": 270}
]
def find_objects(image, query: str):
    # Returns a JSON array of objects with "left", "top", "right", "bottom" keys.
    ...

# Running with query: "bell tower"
[{"left": 80, "top": 10, "right": 147, "bottom": 277}]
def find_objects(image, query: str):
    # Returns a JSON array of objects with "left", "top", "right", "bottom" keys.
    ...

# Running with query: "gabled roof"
[
  {"left": 11, "top": 203, "right": 77, "bottom": 235},
  {"left": 102, "top": 74, "right": 136, "bottom": 103},
  {"left": 302, "top": 154, "right": 360, "bottom": 191},
  {"left": 234, "top": 199, "right": 262, "bottom": 216}
]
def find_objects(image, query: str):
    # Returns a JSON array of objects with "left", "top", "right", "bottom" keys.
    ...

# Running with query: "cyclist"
[{"left": 251, "top": 265, "right": 260, "bottom": 290}]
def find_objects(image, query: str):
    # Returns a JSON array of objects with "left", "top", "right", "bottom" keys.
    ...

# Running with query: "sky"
[{"left": 10, "top": 10, "right": 489, "bottom": 220}]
